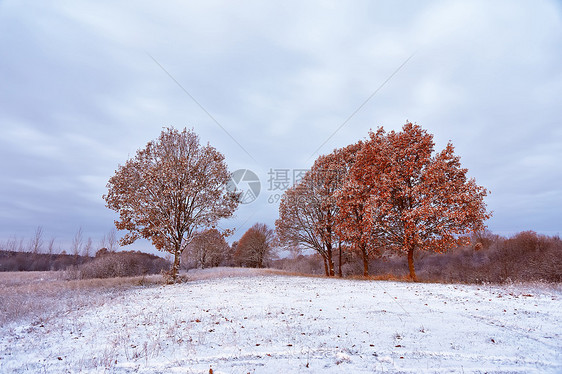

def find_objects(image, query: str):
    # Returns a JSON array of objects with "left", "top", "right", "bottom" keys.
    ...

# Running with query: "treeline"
[
  {"left": 0, "top": 227, "right": 172, "bottom": 278},
  {"left": 3, "top": 230, "right": 558, "bottom": 284},
  {"left": 0, "top": 250, "right": 90, "bottom": 272},
  {"left": 0, "top": 249, "right": 170, "bottom": 279},
  {"left": 272, "top": 231, "right": 562, "bottom": 283},
  {"left": 0, "top": 227, "right": 120, "bottom": 258},
  {"left": 181, "top": 224, "right": 277, "bottom": 270}
]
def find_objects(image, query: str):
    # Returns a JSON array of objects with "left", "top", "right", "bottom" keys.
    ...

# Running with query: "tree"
[
  {"left": 335, "top": 175, "right": 377, "bottom": 277},
  {"left": 83, "top": 237, "right": 93, "bottom": 257},
  {"left": 313, "top": 143, "right": 363, "bottom": 277},
  {"left": 276, "top": 179, "right": 335, "bottom": 274},
  {"left": 104, "top": 127, "right": 239, "bottom": 282},
  {"left": 71, "top": 227, "right": 83, "bottom": 258},
  {"left": 276, "top": 143, "right": 361, "bottom": 276},
  {"left": 184, "top": 228, "right": 230, "bottom": 269},
  {"left": 47, "top": 237, "right": 56, "bottom": 256},
  {"left": 234, "top": 223, "right": 275, "bottom": 268},
  {"left": 29, "top": 226, "right": 44, "bottom": 254},
  {"left": 106, "top": 229, "right": 118, "bottom": 252},
  {"left": 340, "top": 122, "right": 491, "bottom": 281}
]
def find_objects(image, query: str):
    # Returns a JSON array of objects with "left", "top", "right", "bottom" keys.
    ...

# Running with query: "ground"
[{"left": 1, "top": 268, "right": 561, "bottom": 373}]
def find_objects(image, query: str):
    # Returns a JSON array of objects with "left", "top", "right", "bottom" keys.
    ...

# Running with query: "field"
[{"left": 1, "top": 268, "right": 561, "bottom": 373}]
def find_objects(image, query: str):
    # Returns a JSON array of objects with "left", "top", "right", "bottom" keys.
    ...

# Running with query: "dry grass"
[
  {"left": 181, "top": 266, "right": 289, "bottom": 282},
  {"left": 0, "top": 268, "right": 296, "bottom": 327},
  {"left": 0, "top": 271, "right": 165, "bottom": 326},
  {"left": 348, "top": 273, "right": 414, "bottom": 282}
]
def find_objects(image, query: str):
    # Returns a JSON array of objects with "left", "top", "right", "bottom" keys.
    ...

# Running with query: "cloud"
[{"left": 1, "top": 0, "right": 561, "bottom": 252}]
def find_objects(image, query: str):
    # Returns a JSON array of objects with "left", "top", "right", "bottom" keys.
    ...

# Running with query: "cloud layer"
[{"left": 1, "top": 0, "right": 561, "bottom": 251}]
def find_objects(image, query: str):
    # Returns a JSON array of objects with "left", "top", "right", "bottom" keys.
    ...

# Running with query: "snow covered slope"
[{"left": 1, "top": 269, "right": 561, "bottom": 373}]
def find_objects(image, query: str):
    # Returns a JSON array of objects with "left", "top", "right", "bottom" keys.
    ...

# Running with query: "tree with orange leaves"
[
  {"left": 234, "top": 223, "right": 275, "bottom": 268},
  {"left": 276, "top": 143, "right": 361, "bottom": 276},
  {"left": 339, "top": 123, "right": 491, "bottom": 281},
  {"left": 334, "top": 174, "right": 376, "bottom": 277},
  {"left": 104, "top": 127, "right": 239, "bottom": 282}
]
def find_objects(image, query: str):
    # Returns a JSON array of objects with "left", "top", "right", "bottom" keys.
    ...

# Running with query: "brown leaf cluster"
[
  {"left": 103, "top": 128, "right": 239, "bottom": 281},
  {"left": 277, "top": 122, "right": 491, "bottom": 280}
]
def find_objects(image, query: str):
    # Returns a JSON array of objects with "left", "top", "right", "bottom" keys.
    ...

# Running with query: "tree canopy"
[
  {"left": 276, "top": 143, "right": 361, "bottom": 276},
  {"left": 104, "top": 127, "right": 239, "bottom": 282},
  {"left": 276, "top": 122, "right": 491, "bottom": 280},
  {"left": 234, "top": 223, "right": 275, "bottom": 268},
  {"left": 338, "top": 123, "right": 491, "bottom": 280}
]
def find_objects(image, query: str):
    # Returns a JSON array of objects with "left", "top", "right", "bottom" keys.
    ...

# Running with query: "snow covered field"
[{"left": 1, "top": 268, "right": 561, "bottom": 373}]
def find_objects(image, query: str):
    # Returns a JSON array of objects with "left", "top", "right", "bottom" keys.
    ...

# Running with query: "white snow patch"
[{"left": 1, "top": 269, "right": 561, "bottom": 373}]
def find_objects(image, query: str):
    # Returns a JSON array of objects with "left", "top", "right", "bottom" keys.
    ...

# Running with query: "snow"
[{"left": 1, "top": 268, "right": 561, "bottom": 373}]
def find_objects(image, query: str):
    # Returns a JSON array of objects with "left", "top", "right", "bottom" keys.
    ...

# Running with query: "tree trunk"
[
  {"left": 360, "top": 244, "right": 369, "bottom": 277},
  {"left": 326, "top": 245, "right": 335, "bottom": 277},
  {"left": 170, "top": 250, "right": 181, "bottom": 283},
  {"left": 338, "top": 242, "right": 343, "bottom": 278},
  {"left": 322, "top": 256, "right": 329, "bottom": 276},
  {"left": 407, "top": 246, "right": 417, "bottom": 282}
]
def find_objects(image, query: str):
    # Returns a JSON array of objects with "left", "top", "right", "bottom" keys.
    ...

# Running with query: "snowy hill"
[{"left": 1, "top": 268, "right": 561, "bottom": 373}]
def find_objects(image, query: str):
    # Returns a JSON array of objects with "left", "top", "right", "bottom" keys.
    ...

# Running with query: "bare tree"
[
  {"left": 47, "top": 237, "right": 56, "bottom": 256},
  {"left": 98, "top": 234, "right": 107, "bottom": 251},
  {"left": 184, "top": 228, "right": 230, "bottom": 269},
  {"left": 83, "top": 237, "right": 93, "bottom": 257},
  {"left": 18, "top": 238, "right": 25, "bottom": 252},
  {"left": 104, "top": 127, "right": 239, "bottom": 282},
  {"left": 106, "top": 229, "right": 118, "bottom": 252},
  {"left": 71, "top": 227, "right": 83, "bottom": 257},
  {"left": 28, "top": 226, "right": 44, "bottom": 254},
  {"left": 5, "top": 237, "right": 17, "bottom": 252}
]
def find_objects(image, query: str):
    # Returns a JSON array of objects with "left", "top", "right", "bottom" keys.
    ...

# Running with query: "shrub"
[
  {"left": 271, "top": 254, "right": 325, "bottom": 275},
  {"left": 272, "top": 231, "right": 562, "bottom": 283},
  {"left": 77, "top": 251, "right": 170, "bottom": 279},
  {"left": 0, "top": 250, "right": 89, "bottom": 272}
]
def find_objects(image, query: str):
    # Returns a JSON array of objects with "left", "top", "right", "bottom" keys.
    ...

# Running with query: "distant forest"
[
  {"left": 1, "top": 230, "right": 561, "bottom": 284},
  {"left": 0, "top": 249, "right": 170, "bottom": 279},
  {"left": 0, "top": 250, "right": 90, "bottom": 272}
]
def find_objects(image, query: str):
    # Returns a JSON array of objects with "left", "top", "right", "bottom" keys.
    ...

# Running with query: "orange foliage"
[
  {"left": 276, "top": 143, "right": 361, "bottom": 276},
  {"left": 104, "top": 128, "right": 239, "bottom": 282},
  {"left": 337, "top": 122, "right": 491, "bottom": 280},
  {"left": 234, "top": 223, "right": 275, "bottom": 268}
]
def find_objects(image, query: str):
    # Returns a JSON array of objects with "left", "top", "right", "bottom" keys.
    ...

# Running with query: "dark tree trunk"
[
  {"left": 170, "top": 250, "right": 181, "bottom": 283},
  {"left": 407, "top": 245, "right": 417, "bottom": 281},
  {"left": 326, "top": 243, "right": 335, "bottom": 277},
  {"left": 338, "top": 242, "right": 343, "bottom": 277},
  {"left": 322, "top": 256, "right": 329, "bottom": 276},
  {"left": 360, "top": 243, "right": 369, "bottom": 277}
]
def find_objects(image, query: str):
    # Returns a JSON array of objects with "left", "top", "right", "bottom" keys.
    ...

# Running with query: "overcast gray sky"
[{"left": 1, "top": 0, "right": 561, "bottom": 252}]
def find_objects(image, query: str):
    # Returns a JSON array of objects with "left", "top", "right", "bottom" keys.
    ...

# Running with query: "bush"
[
  {"left": 272, "top": 231, "right": 562, "bottom": 283},
  {"left": 402, "top": 231, "right": 562, "bottom": 283},
  {"left": 271, "top": 254, "right": 325, "bottom": 275},
  {"left": 0, "top": 251, "right": 89, "bottom": 272},
  {"left": 77, "top": 251, "right": 170, "bottom": 279}
]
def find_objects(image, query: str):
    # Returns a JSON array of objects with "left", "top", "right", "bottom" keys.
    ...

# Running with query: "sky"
[{"left": 1, "top": 0, "right": 561, "bottom": 253}]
